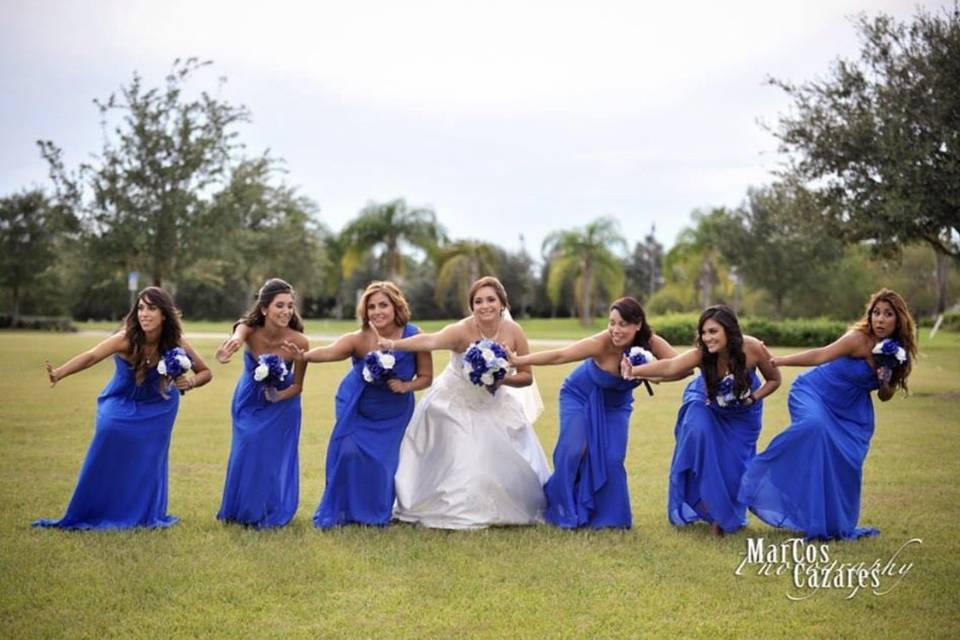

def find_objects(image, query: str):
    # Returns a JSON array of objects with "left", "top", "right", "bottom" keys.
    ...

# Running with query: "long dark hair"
[
  {"left": 697, "top": 305, "right": 750, "bottom": 402},
  {"left": 610, "top": 297, "right": 653, "bottom": 349},
  {"left": 123, "top": 287, "right": 183, "bottom": 385},
  {"left": 851, "top": 288, "right": 918, "bottom": 393},
  {"left": 239, "top": 278, "right": 305, "bottom": 332}
]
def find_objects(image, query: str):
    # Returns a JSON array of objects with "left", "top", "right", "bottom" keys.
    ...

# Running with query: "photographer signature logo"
[{"left": 735, "top": 537, "right": 921, "bottom": 600}]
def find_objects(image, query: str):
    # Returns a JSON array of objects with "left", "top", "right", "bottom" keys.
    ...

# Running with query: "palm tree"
[
  {"left": 433, "top": 240, "right": 501, "bottom": 311},
  {"left": 666, "top": 208, "right": 731, "bottom": 309},
  {"left": 542, "top": 216, "right": 627, "bottom": 326},
  {"left": 340, "top": 198, "right": 446, "bottom": 282}
]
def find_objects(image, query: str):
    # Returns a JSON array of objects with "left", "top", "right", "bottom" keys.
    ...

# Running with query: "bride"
[{"left": 377, "top": 276, "right": 550, "bottom": 529}]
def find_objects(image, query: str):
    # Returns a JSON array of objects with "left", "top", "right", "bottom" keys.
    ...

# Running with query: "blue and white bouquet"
[
  {"left": 254, "top": 353, "right": 289, "bottom": 401},
  {"left": 624, "top": 346, "right": 656, "bottom": 396},
  {"left": 462, "top": 339, "right": 510, "bottom": 394},
  {"left": 362, "top": 350, "right": 396, "bottom": 385},
  {"left": 157, "top": 347, "right": 193, "bottom": 396},
  {"left": 872, "top": 338, "right": 908, "bottom": 370},
  {"left": 714, "top": 374, "right": 751, "bottom": 408}
]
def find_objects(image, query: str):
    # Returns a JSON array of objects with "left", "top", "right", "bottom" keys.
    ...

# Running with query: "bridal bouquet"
[
  {"left": 624, "top": 346, "right": 656, "bottom": 396},
  {"left": 872, "top": 338, "right": 908, "bottom": 370},
  {"left": 157, "top": 347, "right": 193, "bottom": 396},
  {"left": 254, "top": 353, "right": 289, "bottom": 401},
  {"left": 463, "top": 339, "right": 510, "bottom": 394},
  {"left": 362, "top": 350, "right": 396, "bottom": 385},
  {"left": 714, "top": 374, "right": 752, "bottom": 408}
]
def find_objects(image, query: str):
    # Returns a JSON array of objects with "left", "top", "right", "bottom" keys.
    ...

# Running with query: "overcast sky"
[{"left": 1, "top": 0, "right": 940, "bottom": 258}]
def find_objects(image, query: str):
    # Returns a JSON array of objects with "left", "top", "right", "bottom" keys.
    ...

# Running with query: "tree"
[
  {"left": 0, "top": 190, "right": 76, "bottom": 323},
  {"left": 39, "top": 58, "right": 249, "bottom": 287},
  {"left": 665, "top": 209, "right": 734, "bottom": 309},
  {"left": 433, "top": 240, "right": 500, "bottom": 312},
  {"left": 179, "top": 156, "right": 328, "bottom": 318},
  {"left": 339, "top": 198, "right": 446, "bottom": 282},
  {"left": 625, "top": 224, "right": 664, "bottom": 301},
  {"left": 542, "top": 216, "right": 627, "bottom": 326},
  {"left": 719, "top": 182, "right": 845, "bottom": 318},
  {"left": 770, "top": 4, "right": 960, "bottom": 312}
]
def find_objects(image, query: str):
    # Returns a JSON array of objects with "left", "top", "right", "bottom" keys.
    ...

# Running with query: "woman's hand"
[
  {"left": 620, "top": 355, "right": 635, "bottom": 380},
  {"left": 173, "top": 375, "right": 195, "bottom": 394},
  {"left": 386, "top": 379, "right": 409, "bottom": 394},
  {"left": 45, "top": 360, "right": 60, "bottom": 387},
  {"left": 876, "top": 367, "right": 892, "bottom": 385},
  {"left": 215, "top": 338, "right": 242, "bottom": 364},
  {"left": 280, "top": 340, "right": 306, "bottom": 362}
]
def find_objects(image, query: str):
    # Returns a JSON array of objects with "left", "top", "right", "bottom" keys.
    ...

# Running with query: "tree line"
[{"left": 2, "top": 5, "right": 957, "bottom": 325}]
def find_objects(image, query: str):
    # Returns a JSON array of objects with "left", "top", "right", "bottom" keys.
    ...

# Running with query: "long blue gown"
[
  {"left": 738, "top": 356, "right": 880, "bottom": 540},
  {"left": 314, "top": 324, "right": 419, "bottom": 528},
  {"left": 668, "top": 371, "right": 762, "bottom": 533},
  {"left": 34, "top": 355, "right": 180, "bottom": 530},
  {"left": 217, "top": 352, "right": 301, "bottom": 528},
  {"left": 544, "top": 359, "right": 640, "bottom": 529}
]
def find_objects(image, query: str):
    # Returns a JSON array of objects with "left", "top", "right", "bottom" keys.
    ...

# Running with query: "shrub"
[{"left": 0, "top": 315, "right": 76, "bottom": 332}]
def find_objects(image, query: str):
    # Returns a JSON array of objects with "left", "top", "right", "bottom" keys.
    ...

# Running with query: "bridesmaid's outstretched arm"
[{"left": 46, "top": 333, "right": 127, "bottom": 387}]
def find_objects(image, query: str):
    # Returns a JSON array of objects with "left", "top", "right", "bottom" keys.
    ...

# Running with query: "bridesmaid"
[
  {"left": 624, "top": 305, "right": 780, "bottom": 536},
  {"left": 35, "top": 287, "right": 212, "bottom": 530},
  {"left": 738, "top": 288, "right": 917, "bottom": 540},
  {"left": 510, "top": 297, "right": 685, "bottom": 529},
  {"left": 214, "top": 278, "right": 309, "bottom": 528},
  {"left": 282, "top": 281, "right": 433, "bottom": 528}
]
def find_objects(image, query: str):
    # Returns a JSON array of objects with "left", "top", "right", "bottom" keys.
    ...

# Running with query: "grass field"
[{"left": 1, "top": 329, "right": 958, "bottom": 638}]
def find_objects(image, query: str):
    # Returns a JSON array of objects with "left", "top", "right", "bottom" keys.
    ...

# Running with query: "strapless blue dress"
[
  {"left": 34, "top": 355, "right": 180, "bottom": 530},
  {"left": 314, "top": 324, "right": 419, "bottom": 528},
  {"left": 739, "top": 356, "right": 880, "bottom": 540},
  {"left": 217, "top": 351, "right": 301, "bottom": 528}
]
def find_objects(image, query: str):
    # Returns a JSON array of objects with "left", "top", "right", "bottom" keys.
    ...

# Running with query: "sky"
[{"left": 1, "top": 0, "right": 943, "bottom": 258}]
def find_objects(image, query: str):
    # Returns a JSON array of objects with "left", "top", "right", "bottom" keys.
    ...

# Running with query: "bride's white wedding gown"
[{"left": 393, "top": 351, "right": 551, "bottom": 529}]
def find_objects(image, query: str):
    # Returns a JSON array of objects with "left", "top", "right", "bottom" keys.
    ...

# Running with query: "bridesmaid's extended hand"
[
  {"left": 620, "top": 356, "right": 635, "bottom": 380},
  {"left": 215, "top": 337, "right": 242, "bottom": 364},
  {"left": 45, "top": 360, "right": 60, "bottom": 387},
  {"left": 280, "top": 340, "right": 306, "bottom": 362}
]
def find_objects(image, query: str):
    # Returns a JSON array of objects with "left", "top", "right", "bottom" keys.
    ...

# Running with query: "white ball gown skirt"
[{"left": 394, "top": 352, "right": 551, "bottom": 529}]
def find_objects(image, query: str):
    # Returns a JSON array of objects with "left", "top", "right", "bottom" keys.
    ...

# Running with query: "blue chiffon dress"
[
  {"left": 668, "top": 371, "right": 762, "bottom": 533},
  {"left": 544, "top": 359, "right": 640, "bottom": 529},
  {"left": 738, "top": 356, "right": 880, "bottom": 540},
  {"left": 314, "top": 324, "right": 419, "bottom": 528},
  {"left": 34, "top": 355, "right": 180, "bottom": 530},
  {"left": 217, "top": 351, "right": 301, "bottom": 528}
]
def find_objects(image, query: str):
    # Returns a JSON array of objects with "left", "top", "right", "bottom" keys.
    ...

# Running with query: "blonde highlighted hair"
[{"left": 356, "top": 281, "right": 411, "bottom": 329}]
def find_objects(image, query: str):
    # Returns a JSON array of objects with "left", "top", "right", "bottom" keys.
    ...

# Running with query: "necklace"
[{"left": 474, "top": 316, "right": 501, "bottom": 342}]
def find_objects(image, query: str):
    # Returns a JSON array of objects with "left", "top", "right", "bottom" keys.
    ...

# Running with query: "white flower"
[
  {"left": 176, "top": 354, "right": 192, "bottom": 371},
  {"left": 380, "top": 353, "right": 396, "bottom": 369},
  {"left": 495, "top": 357, "right": 509, "bottom": 371},
  {"left": 254, "top": 363, "right": 269, "bottom": 382},
  {"left": 157, "top": 360, "right": 167, "bottom": 376},
  {"left": 362, "top": 367, "right": 374, "bottom": 383},
  {"left": 480, "top": 347, "right": 495, "bottom": 362},
  {"left": 895, "top": 347, "right": 907, "bottom": 363},
  {"left": 480, "top": 371, "right": 495, "bottom": 386}
]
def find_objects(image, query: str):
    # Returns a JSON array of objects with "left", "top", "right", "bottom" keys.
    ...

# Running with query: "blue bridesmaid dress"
[
  {"left": 217, "top": 352, "right": 301, "bottom": 528},
  {"left": 739, "top": 356, "right": 880, "bottom": 540},
  {"left": 668, "top": 371, "right": 762, "bottom": 533},
  {"left": 544, "top": 359, "right": 640, "bottom": 529},
  {"left": 314, "top": 324, "right": 419, "bottom": 528},
  {"left": 34, "top": 355, "right": 180, "bottom": 530}
]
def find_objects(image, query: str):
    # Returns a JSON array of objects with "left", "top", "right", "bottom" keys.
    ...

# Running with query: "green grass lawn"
[{"left": 1, "top": 330, "right": 958, "bottom": 638}]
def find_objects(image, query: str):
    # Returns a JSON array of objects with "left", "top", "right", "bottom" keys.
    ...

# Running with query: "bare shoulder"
[
  {"left": 285, "top": 329, "right": 310, "bottom": 349},
  {"left": 743, "top": 335, "right": 767, "bottom": 354}
]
